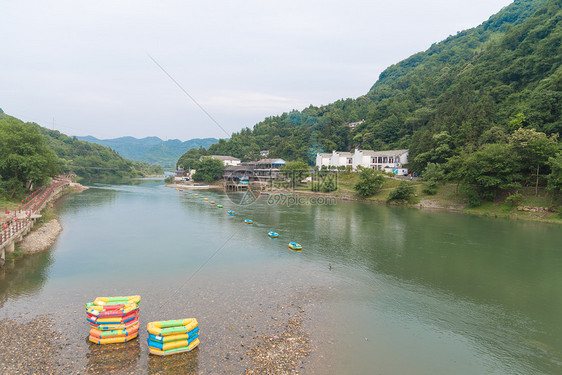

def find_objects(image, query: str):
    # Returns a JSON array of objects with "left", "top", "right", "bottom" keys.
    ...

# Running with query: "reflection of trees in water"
[
  {"left": 85, "top": 337, "right": 140, "bottom": 374},
  {"left": 0, "top": 251, "right": 53, "bottom": 309},
  {"left": 57, "top": 188, "right": 120, "bottom": 217},
  {"left": 148, "top": 347, "right": 199, "bottom": 375}
]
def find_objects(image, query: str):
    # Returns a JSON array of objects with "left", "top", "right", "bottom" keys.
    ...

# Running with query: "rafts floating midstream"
[
  {"left": 244, "top": 219, "right": 254, "bottom": 225},
  {"left": 228, "top": 210, "right": 235, "bottom": 215},
  {"left": 268, "top": 231, "right": 279, "bottom": 238},
  {"left": 147, "top": 319, "right": 200, "bottom": 356},
  {"left": 288, "top": 242, "right": 302, "bottom": 251}
]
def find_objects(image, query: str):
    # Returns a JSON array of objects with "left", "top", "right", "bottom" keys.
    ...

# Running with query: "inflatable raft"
[
  {"left": 147, "top": 319, "right": 200, "bottom": 356},
  {"left": 244, "top": 219, "right": 253, "bottom": 225},
  {"left": 268, "top": 231, "right": 279, "bottom": 238},
  {"left": 89, "top": 295, "right": 141, "bottom": 308},
  {"left": 288, "top": 242, "right": 302, "bottom": 251},
  {"left": 217, "top": 204, "right": 223, "bottom": 208},
  {"left": 228, "top": 210, "right": 235, "bottom": 215},
  {"left": 86, "top": 295, "right": 141, "bottom": 344}
]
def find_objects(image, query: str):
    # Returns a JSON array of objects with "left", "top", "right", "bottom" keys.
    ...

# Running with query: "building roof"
[
  {"left": 210, "top": 155, "right": 240, "bottom": 161},
  {"left": 337, "top": 152, "right": 353, "bottom": 157},
  {"left": 258, "top": 158, "right": 285, "bottom": 165},
  {"left": 317, "top": 153, "right": 331, "bottom": 157},
  {"left": 358, "top": 149, "right": 408, "bottom": 157}
]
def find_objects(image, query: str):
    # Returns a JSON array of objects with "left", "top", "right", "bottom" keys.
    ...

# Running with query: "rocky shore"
[
  {"left": 18, "top": 219, "right": 62, "bottom": 254},
  {"left": 0, "top": 315, "right": 73, "bottom": 374}
]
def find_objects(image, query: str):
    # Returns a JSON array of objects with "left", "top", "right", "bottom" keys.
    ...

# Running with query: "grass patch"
[{"left": 34, "top": 205, "right": 57, "bottom": 226}]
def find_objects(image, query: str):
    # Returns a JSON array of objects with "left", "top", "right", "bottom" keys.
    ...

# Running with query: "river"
[{"left": 1, "top": 179, "right": 561, "bottom": 374}]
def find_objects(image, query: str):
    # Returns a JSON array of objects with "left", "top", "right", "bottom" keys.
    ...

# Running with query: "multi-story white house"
[
  {"left": 316, "top": 149, "right": 409, "bottom": 175},
  {"left": 331, "top": 151, "right": 353, "bottom": 168}
]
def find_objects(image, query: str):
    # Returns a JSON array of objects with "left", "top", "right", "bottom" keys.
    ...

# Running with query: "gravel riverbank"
[{"left": 18, "top": 220, "right": 62, "bottom": 254}]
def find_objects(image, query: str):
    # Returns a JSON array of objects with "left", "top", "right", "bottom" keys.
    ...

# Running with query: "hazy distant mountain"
[{"left": 76, "top": 135, "right": 218, "bottom": 168}]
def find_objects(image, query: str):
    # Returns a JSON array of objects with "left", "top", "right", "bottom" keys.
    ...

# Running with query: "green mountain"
[
  {"left": 0, "top": 112, "right": 162, "bottom": 197},
  {"left": 180, "top": 0, "right": 561, "bottom": 204},
  {"left": 198, "top": 0, "right": 558, "bottom": 163},
  {"left": 76, "top": 135, "right": 218, "bottom": 168}
]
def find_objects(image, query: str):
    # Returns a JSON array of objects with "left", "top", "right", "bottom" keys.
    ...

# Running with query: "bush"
[
  {"left": 387, "top": 181, "right": 415, "bottom": 202},
  {"left": 354, "top": 169, "right": 385, "bottom": 198},
  {"left": 321, "top": 176, "right": 337, "bottom": 193},
  {"left": 422, "top": 180, "right": 438, "bottom": 195},
  {"left": 506, "top": 193, "right": 523, "bottom": 207},
  {"left": 164, "top": 175, "right": 174, "bottom": 184}
]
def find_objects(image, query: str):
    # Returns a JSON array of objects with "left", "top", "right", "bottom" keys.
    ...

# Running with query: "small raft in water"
[
  {"left": 228, "top": 210, "right": 235, "bottom": 215},
  {"left": 288, "top": 242, "right": 302, "bottom": 251},
  {"left": 268, "top": 231, "right": 279, "bottom": 238},
  {"left": 244, "top": 219, "right": 254, "bottom": 225}
]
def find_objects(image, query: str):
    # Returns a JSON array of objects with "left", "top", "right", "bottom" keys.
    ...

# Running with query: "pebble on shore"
[
  {"left": 0, "top": 315, "right": 72, "bottom": 374},
  {"left": 17, "top": 219, "right": 62, "bottom": 253}
]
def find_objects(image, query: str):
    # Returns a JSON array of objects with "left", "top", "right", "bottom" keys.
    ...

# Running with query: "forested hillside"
[
  {"left": 201, "top": 0, "right": 556, "bottom": 163},
  {"left": 180, "top": 0, "right": 561, "bottom": 205},
  {"left": 77, "top": 136, "right": 218, "bottom": 168},
  {"left": 0, "top": 112, "right": 162, "bottom": 199}
]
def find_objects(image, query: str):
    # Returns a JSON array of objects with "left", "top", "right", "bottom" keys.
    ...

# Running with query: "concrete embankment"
[{"left": 0, "top": 182, "right": 87, "bottom": 263}]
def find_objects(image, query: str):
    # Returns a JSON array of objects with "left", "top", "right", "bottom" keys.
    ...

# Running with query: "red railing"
[{"left": 0, "top": 179, "right": 70, "bottom": 247}]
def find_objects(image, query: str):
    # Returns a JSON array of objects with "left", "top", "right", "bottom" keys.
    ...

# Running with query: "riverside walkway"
[{"left": 0, "top": 178, "right": 71, "bottom": 265}]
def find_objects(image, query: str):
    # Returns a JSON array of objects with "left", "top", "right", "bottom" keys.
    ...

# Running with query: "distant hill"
[
  {"left": 0, "top": 112, "right": 163, "bottom": 186},
  {"left": 76, "top": 136, "right": 219, "bottom": 168}
]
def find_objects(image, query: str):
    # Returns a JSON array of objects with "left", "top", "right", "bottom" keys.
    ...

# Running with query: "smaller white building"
[
  {"left": 316, "top": 153, "right": 332, "bottom": 168},
  {"left": 208, "top": 155, "right": 241, "bottom": 166}
]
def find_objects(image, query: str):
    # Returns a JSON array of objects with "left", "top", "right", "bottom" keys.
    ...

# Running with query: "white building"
[
  {"left": 331, "top": 151, "right": 353, "bottom": 168},
  {"left": 316, "top": 153, "right": 332, "bottom": 168},
  {"left": 207, "top": 155, "right": 241, "bottom": 166},
  {"left": 316, "top": 149, "right": 409, "bottom": 175}
]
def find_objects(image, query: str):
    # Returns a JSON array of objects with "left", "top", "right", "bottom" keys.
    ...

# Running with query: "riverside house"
[{"left": 316, "top": 149, "right": 409, "bottom": 175}]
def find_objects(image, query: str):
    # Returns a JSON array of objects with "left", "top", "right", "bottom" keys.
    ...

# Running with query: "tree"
[
  {"left": 280, "top": 161, "right": 310, "bottom": 189},
  {"left": 192, "top": 158, "right": 224, "bottom": 183},
  {"left": 354, "top": 168, "right": 385, "bottom": 198},
  {"left": 0, "top": 119, "right": 59, "bottom": 198},
  {"left": 457, "top": 143, "right": 521, "bottom": 205},
  {"left": 509, "top": 128, "right": 559, "bottom": 196},
  {"left": 547, "top": 152, "right": 562, "bottom": 193}
]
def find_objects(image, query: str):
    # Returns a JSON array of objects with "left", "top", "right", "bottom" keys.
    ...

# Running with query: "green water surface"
[{"left": 0, "top": 179, "right": 561, "bottom": 374}]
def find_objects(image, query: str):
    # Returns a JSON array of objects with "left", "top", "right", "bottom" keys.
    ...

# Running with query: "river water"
[{"left": 1, "top": 179, "right": 561, "bottom": 374}]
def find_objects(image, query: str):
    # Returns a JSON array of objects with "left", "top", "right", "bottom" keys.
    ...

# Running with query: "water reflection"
[
  {"left": 85, "top": 336, "right": 141, "bottom": 374},
  {"left": 0, "top": 251, "right": 53, "bottom": 308},
  {"left": 148, "top": 347, "right": 199, "bottom": 374}
]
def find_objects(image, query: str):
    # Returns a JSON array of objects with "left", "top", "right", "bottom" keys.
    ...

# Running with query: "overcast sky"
[{"left": 1, "top": 0, "right": 512, "bottom": 141}]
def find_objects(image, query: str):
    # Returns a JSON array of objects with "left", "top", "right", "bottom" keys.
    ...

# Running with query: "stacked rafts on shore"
[
  {"left": 147, "top": 318, "right": 200, "bottom": 356},
  {"left": 86, "top": 295, "right": 141, "bottom": 344}
]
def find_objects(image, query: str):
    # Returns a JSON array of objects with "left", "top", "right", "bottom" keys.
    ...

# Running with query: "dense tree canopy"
[
  {"left": 192, "top": 158, "right": 224, "bottom": 182},
  {"left": 0, "top": 114, "right": 162, "bottom": 199},
  {"left": 0, "top": 118, "right": 59, "bottom": 198}
]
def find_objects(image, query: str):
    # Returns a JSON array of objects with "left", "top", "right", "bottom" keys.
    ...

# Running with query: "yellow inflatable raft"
[{"left": 89, "top": 331, "right": 139, "bottom": 345}]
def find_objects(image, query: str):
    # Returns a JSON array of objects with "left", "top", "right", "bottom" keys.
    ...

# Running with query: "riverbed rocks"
[
  {"left": 517, "top": 206, "right": 551, "bottom": 212},
  {"left": 0, "top": 315, "right": 73, "bottom": 374},
  {"left": 17, "top": 219, "right": 62, "bottom": 253}
]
